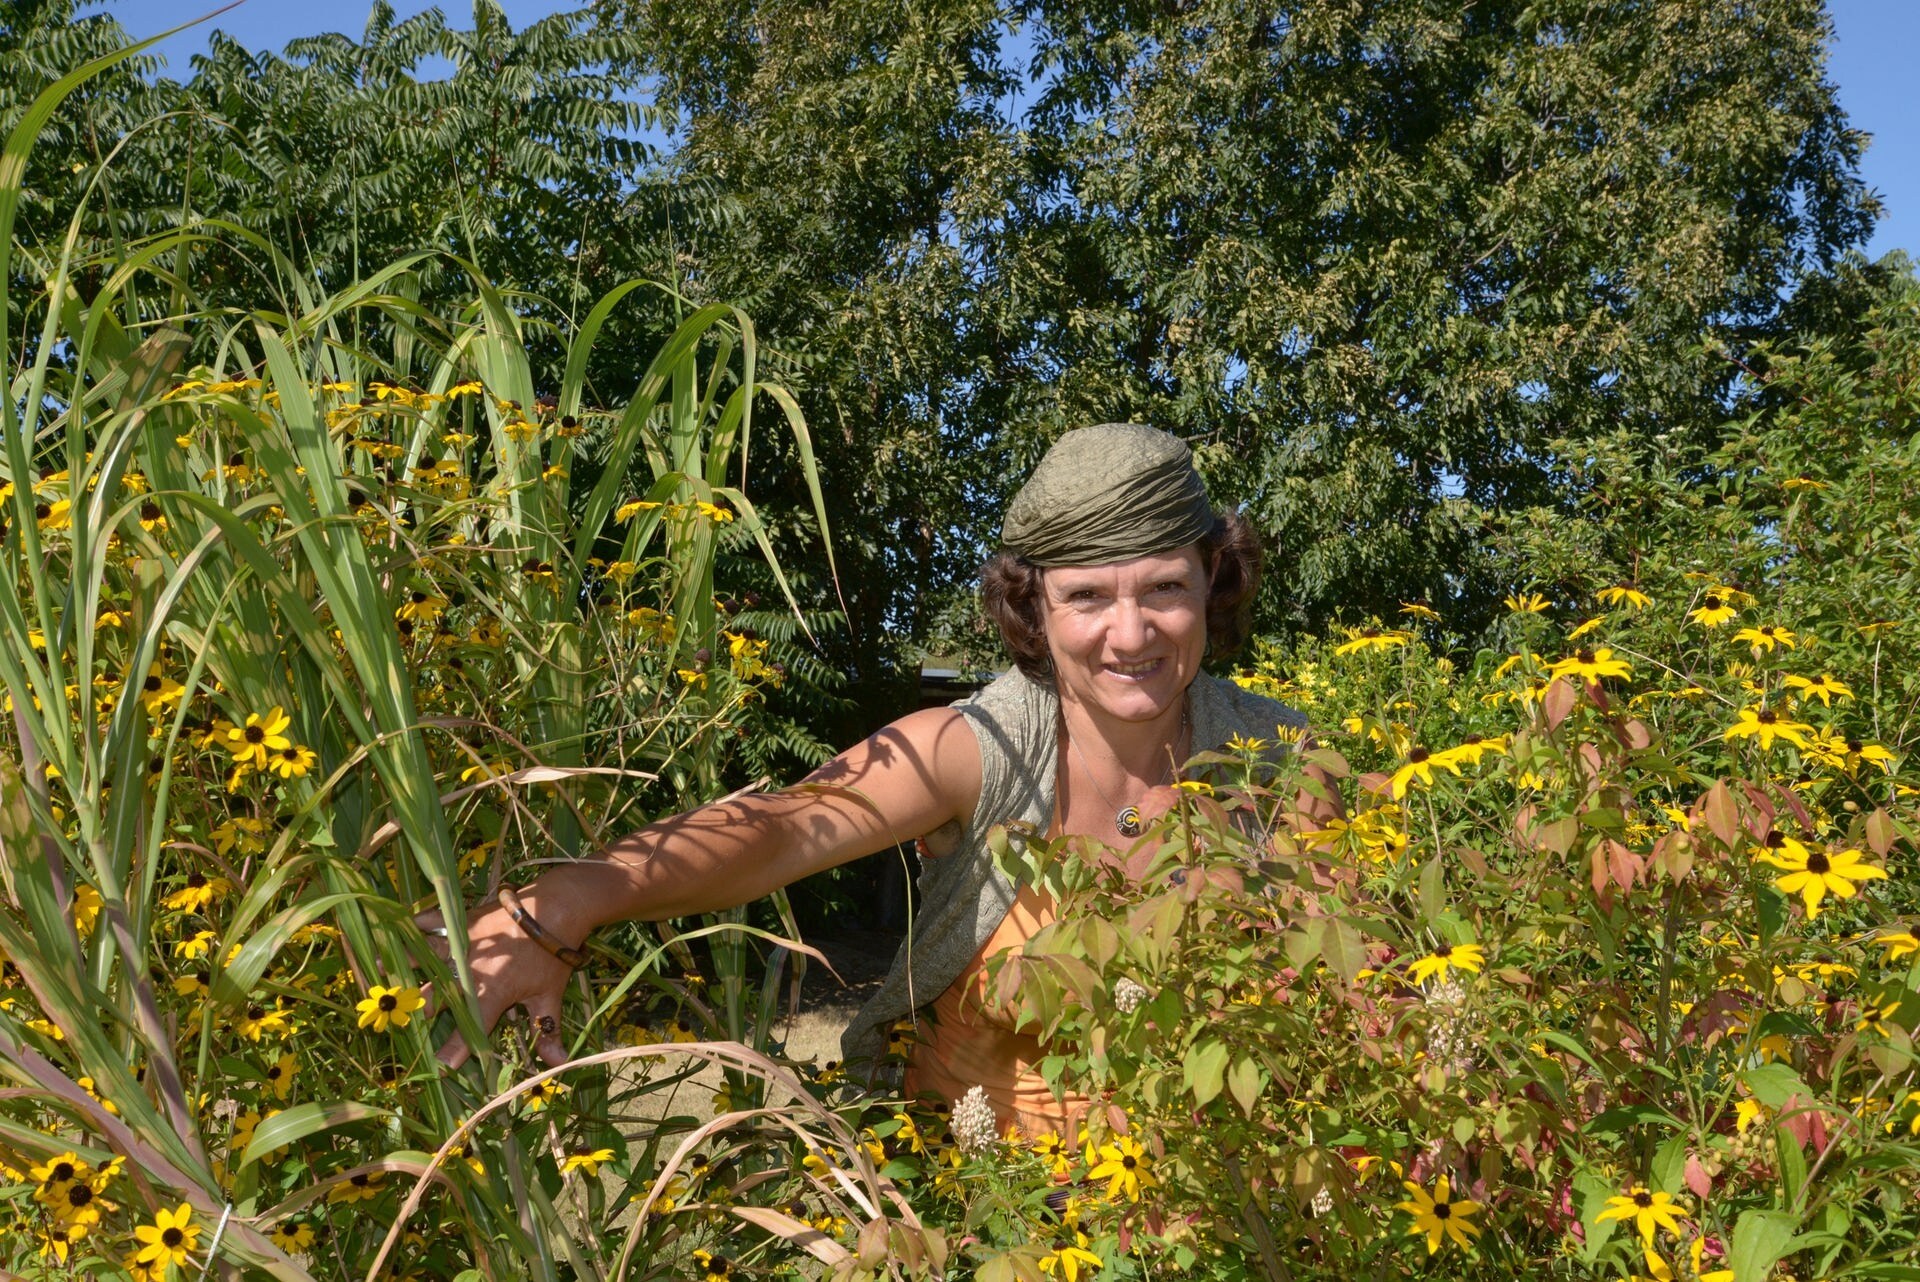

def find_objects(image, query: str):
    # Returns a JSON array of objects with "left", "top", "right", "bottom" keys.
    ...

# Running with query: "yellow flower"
[
  {"left": 1407, "top": 941, "right": 1486, "bottom": 986},
  {"left": 1733, "top": 1098, "right": 1767, "bottom": 1135},
  {"left": 265, "top": 1052, "right": 299, "bottom": 1101},
  {"left": 1858, "top": 999, "right": 1901, "bottom": 1036},
  {"left": 1041, "top": 1242, "right": 1104, "bottom": 1281},
  {"left": 1031, "top": 1130, "right": 1073, "bottom": 1178},
  {"left": 162, "top": 872, "right": 231, "bottom": 914},
  {"left": 1723, "top": 706, "right": 1813, "bottom": 752},
  {"left": 693, "top": 1248, "right": 736, "bottom": 1280},
  {"left": 1399, "top": 602, "right": 1441, "bottom": 621},
  {"left": 1755, "top": 845, "right": 1885, "bottom": 918},
  {"left": 1782, "top": 673, "right": 1852, "bottom": 706},
  {"left": 1503, "top": 592, "right": 1549, "bottom": 614},
  {"left": 269, "top": 1221, "right": 315, "bottom": 1252},
  {"left": 327, "top": 1171, "right": 386, "bottom": 1204},
  {"left": 226, "top": 705, "right": 292, "bottom": 770},
  {"left": 1597, "top": 585, "right": 1651, "bottom": 610},
  {"left": 1595, "top": 1187, "right": 1688, "bottom": 1244},
  {"left": 1396, "top": 1174, "right": 1483, "bottom": 1254},
  {"left": 521, "top": 1079, "right": 569, "bottom": 1113},
  {"left": 1087, "top": 1135, "right": 1156, "bottom": 1202},
  {"left": 1872, "top": 930, "right": 1919, "bottom": 962},
  {"left": 693, "top": 500, "right": 734, "bottom": 523},
  {"left": 1547, "top": 646, "right": 1632, "bottom": 683},
  {"left": 172, "top": 930, "right": 217, "bottom": 960},
  {"left": 1732, "top": 624, "right": 1796, "bottom": 652},
  {"left": 1334, "top": 626, "right": 1410, "bottom": 655},
  {"left": 560, "top": 1147, "right": 616, "bottom": 1177},
  {"left": 1389, "top": 746, "right": 1461, "bottom": 799},
  {"left": 269, "top": 742, "right": 319, "bottom": 779},
  {"left": 356, "top": 984, "right": 425, "bottom": 1033},
  {"left": 133, "top": 1202, "right": 201, "bottom": 1269},
  {"left": 615, "top": 499, "right": 663, "bottom": 523},
  {"left": 1567, "top": 616, "right": 1605, "bottom": 641},
  {"left": 1689, "top": 594, "right": 1738, "bottom": 628},
  {"left": 71, "top": 884, "right": 102, "bottom": 936}
]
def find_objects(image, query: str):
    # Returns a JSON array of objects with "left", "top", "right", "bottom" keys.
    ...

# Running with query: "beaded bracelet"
[{"left": 498, "top": 886, "right": 589, "bottom": 970}]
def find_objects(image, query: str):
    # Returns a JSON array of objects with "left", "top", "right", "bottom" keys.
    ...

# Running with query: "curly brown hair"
[{"left": 980, "top": 508, "right": 1264, "bottom": 682}]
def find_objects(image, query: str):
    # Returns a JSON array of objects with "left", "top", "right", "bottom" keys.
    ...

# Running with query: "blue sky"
[{"left": 113, "top": 0, "right": 1919, "bottom": 263}]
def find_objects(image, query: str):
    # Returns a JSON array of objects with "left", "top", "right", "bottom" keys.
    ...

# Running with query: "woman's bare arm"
[{"left": 425, "top": 706, "right": 983, "bottom": 1066}]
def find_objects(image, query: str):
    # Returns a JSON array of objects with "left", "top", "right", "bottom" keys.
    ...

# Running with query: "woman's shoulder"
[{"left": 1190, "top": 670, "right": 1306, "bottom": 751}]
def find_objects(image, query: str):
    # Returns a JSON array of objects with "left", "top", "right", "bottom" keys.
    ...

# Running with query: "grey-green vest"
[{"left": 840, "top": 668, "right": 1306, "bottom": 1067}]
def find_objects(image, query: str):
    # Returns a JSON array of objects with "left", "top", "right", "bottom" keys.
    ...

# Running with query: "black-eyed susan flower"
[
  {"left": 1782, "top": 673, "right": 1852, "bottom": 706},
  {"left": 1040, "top": 1236, "right": 1104, "bottom": 1281},
  {"left": 132, "top": 1202, "right": 200, "bottom": 1269},
  {"left": 1389, "top": 746, "right": 1462, "bottom": 799},
  {"left": 234, "top": 1003, "right": 291, "bottom": 1042},
  {"left": 226, "top": 706, "right": 292, "bottom": 770},
  {"left": 264, "top": 1052, "right": 298, "bottom": 1101},
  {"left": 327, "top": 1171, "right": 386, "bottom": 1204},
  {"left": 269, "top": 742, "right": 319, "bottom": 780},
  {"left": 1087, "top": 1135, "right": 1155, "bottom": 1202},
  {"left": 692, "top": 1250, "right": 734, "bottom": 1281},
  {"left": 1399, "top": 601, "right": 1442, "bottom": 621},
  {"left": 1756, "top": 845, "right": 1886, "bottom": 918},
  {"left": 269, "top": 1220, "right": 315, "bottom": 1252},
  {"left": 1595, "top": 1187, "right": 1688, "bottom": 1244},
  {"left": 1597, "top": 585, "right": 1651, "bottom": 610},
  {"left": 356, "top": 984, "right": 424, "bottom": 1033},
  {"left": 1872, "top": 930, "right": 1919, "bottom": 962},
  {"left": 559, "top": 1147, "right": 616, "bottom": 1177},
  {"left": 1732, "top": 624, "right": 1796, "bottom": 653},
  {"left": 1547, "top": 647, "right": 1631, "bottom": 683},
  {"left": 1503, "top": 592, "right": 1548, "bottom": 614},
  {"left": 162, "top": 871, "right": 231, "bottom": 913},
  {"left": 521, "top": 1078, "right": 569, "bottom": 1113},
  {"left": 1395, "top": 1174, "right": 1482, "bottom": 1254},
  {"left": 1407, "top": 940, "right": 1486, "bottom": 986},
  {"left": 1723, "top": 706, "right": 1813, "bottom": 752},
  {"left": 1858, "top": 999, "right": 1901, "bottom": 1036},
  {"left": 1334, "top": 626, "right": 1410, "bottom": 656},
  {"left": 1689, "top": 594, "right": 1738, "bottom": 628},
  {"left": 172, "top": 930, "right": 216, "bottom": 960}
]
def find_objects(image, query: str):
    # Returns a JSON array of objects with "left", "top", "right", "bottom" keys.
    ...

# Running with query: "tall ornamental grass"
[{"left": 0, "top": 43, "right": 934, "bottom": 1282}]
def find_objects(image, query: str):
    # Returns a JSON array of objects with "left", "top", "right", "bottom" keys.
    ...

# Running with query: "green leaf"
[
  {"left": 1729, "top": 1209, "right": 1797, "bottom": 1282},
  {"left": 1225, "top": 1055, "right": 1264, "bottom": 1118},
  {"left": 241, "top": 1102, "right": 394, "bottom": 1169},
  {"left": 1184, "top": 1039, "right": 1230, "bottom": 1108},
  {"left": 1742, "top": 1063, "right": 1808, "bottom": 1110},
  {"left": 1573, "top": 1169, "right": 1618, "bottom": 1263}
]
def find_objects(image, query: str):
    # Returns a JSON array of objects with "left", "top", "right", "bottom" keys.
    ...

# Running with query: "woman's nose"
[{"left": 1108, "top": 597, "right": 1152, "bottom": 650}]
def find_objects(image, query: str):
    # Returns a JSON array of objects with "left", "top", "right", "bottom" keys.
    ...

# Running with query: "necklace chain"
[{"left": 1063, "top": 699, "right": 1190, "bottom": 839}]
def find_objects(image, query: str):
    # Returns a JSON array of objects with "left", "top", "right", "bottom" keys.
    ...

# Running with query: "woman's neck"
[{"left": 1055, "top": 685, "right": 1192, "bottom": 784}]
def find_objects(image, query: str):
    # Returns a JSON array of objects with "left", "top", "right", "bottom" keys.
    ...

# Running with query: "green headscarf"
[{"left": 1000, "top": 423, "right": 1215, "bottom": 566}]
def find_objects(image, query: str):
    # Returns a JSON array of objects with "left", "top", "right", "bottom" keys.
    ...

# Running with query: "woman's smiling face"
[{"left": 1040, "top": 545, "right": 1209, "bottom": 724}]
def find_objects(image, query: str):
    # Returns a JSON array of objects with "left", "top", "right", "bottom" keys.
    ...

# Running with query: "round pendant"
[{"left": 1115, "top": 806, "right": 1143, "bottom": 838}]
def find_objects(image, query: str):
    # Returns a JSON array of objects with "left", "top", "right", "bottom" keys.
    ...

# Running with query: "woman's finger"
[{"left": 522, "top": 989, "right": 568, "bottom": 1067}]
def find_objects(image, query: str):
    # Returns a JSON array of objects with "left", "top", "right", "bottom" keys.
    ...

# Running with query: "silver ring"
[{"left": 422, "top": 926, "right": 450, "bottom": 938}]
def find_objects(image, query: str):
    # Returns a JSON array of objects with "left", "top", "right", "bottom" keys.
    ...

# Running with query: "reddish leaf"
[
  {"left": 1684, "top": 1153, "right": 1713, "bottom": 1200},
  {"left": 1622, "top": 718, "right": 1653, "bottom": 750},
  {"left": 1543, "top": 678, "right": 1577, "bottom": 730},
  {"left": 1590, "top": 844, "right": 1611, "bottom": 898},
  {"left": 1866, "top": 808, "right": 1896, "bottom": 857},
  {"left": 1605, "top": 839, "right": 1642, "bottom": 891},
  {"left": 1700, "top": 781, "right": 1741, "bottom": 848}
]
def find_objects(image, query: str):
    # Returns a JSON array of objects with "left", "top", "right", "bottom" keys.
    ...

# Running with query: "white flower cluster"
[
  {"left": 951, "top": 1085, "right": 999, "bottom": 1155},
  {"left": 1112, "top": 977, "right": 1151, "bottom": 1013},
  {"left": 1423, "top": 978, "right": 1476, "bottom": 1076}
]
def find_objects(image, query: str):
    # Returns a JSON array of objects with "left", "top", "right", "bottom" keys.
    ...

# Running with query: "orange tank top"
[{"left": 903, "top": 883, "right": 1092, "bottom": 1138}]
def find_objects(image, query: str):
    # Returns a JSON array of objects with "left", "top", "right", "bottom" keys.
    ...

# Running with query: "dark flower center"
[
  {"left": 1765, "top": 831, "right": 1785, "bottom": 848},
  {"left": 144, "top": 675, "right": 162, "bottom": 692},
  {"left": 66, "top": 1184, "right": 92, "bottom": 1207},
  {"left": 1806, "top": 851, "right": 1831, "bottom": 874},
  {"left": 141, "top": 500, "right": 161, "bottom": 520},
  {"left": 1409, "top": 747, "right": 1430, "bottom": 763},
  {"left": 163, "top": 1226, "right": 184, "bottom": 1247},
  {"left": 1633, "top": 1191, "right": 1653, "bottom": 1208},
  {"left": 1575, "top": 648, "right": 1595, "bottom": 664},
  {"left": 1757, "top": 710, "right": 1778, "bottom": 725},
  {"left": 379, "top": 993, "right": 398, "bottom": 1011},
  {"left": 187, "top": 872, "right": 207, "bottom": 888},
  {"left": 1462, "top": 734, "right": 1483, "bottom": 745},
  {"left": 1433, "top": 1201, "right": 1452, "bottom": 1219},
  {"left": 244, "top": 725, "right": 266, "bottom": 743},
  {"left": 1703, "top": 595, "right": 1723, "bottom": 609},
  {"left": 51, "top": 1162, "right": 75, "bottom": 1183},
  {"left": 1433, "top": 943, "right": 1454, "bottom": 958},
  {"left": 1846, "top": 738, "right": 1864, "bottom": 752},
  {"left": 268, "top": 1064, "right": 282, "bottom": 1080},
  {"left": 248, "top": 1005, "right": 265, "bottom": 1020},
  {"left": 1121, "top": 1155, "right": 1137, "bottom": 1169},
  {"left": 411, "top": 590, "right": 428, "bottom": 603},
  {"left": 351, "top": 1173, "right": 371, "bottom": 1187}
]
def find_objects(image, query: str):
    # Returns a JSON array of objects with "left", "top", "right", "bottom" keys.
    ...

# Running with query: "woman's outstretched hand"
[{"left": 415, "top": 884, "right": 582, "bottom": 1070}]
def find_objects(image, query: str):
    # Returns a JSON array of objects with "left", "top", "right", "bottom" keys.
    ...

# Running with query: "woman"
[{"left": 426, "top": 423, "right": 1330, "bottom": 1134}]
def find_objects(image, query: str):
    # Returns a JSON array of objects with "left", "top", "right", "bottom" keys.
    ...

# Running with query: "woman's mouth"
[{"left": 1104, "top": 659, "right": 1164, "bottom": 680}]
